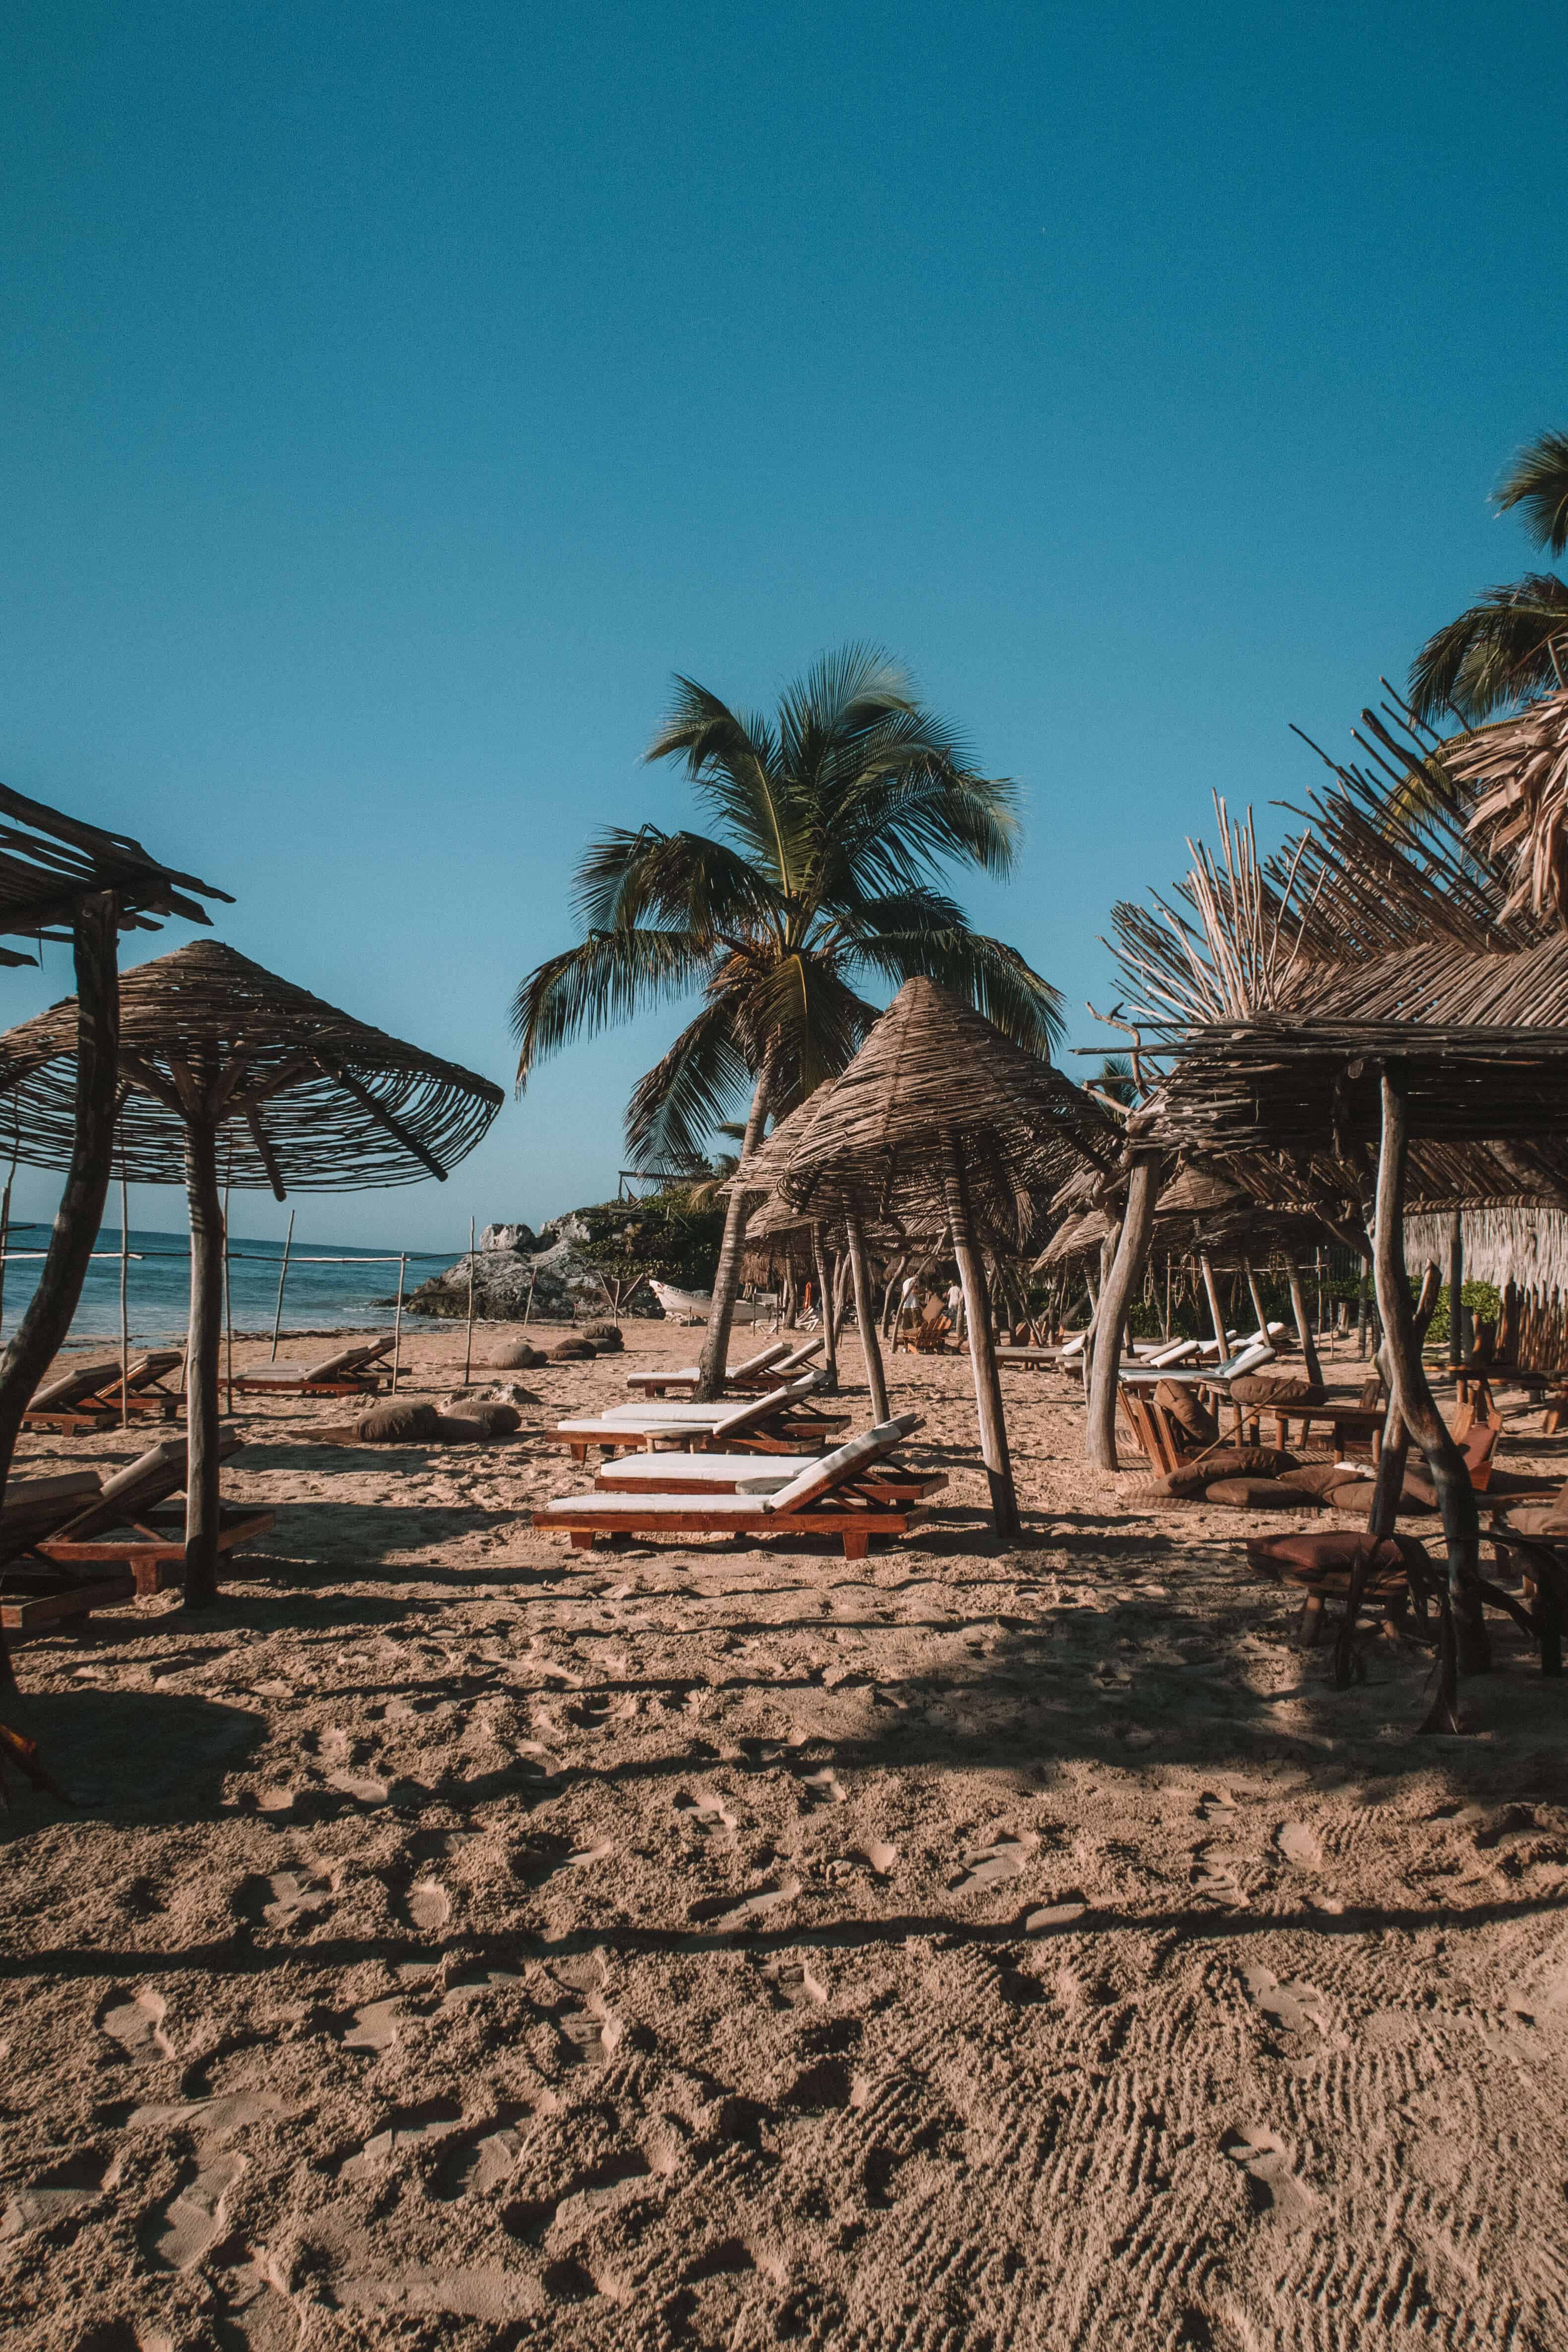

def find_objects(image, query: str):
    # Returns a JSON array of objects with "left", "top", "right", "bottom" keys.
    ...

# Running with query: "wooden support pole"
[
  {"left": 464, "top": 1214, "right": 476, "bottom": 1384},
  {"left": 269, "top": 1209, "right": 294, "bottom": 1360},
  {"left": 1199, "top": 1253, "right": 1227, "bottom": 1358},
  {"left": 222, "top": 1178, "right": 233, "bottom": 1415},
  {"left": 812, "top": 1224, "right": 838, "bottom": 1386},
  {"left": 942, "top": 1134, "right": 1019, "bottom": 1541},
  {"left": 119, "top": 1169, "right": 131, "bottom": 1431},
  {"left": 393, "top": 1253, "right": 407, "bottom": 1394},
  {"left": 1285, "top": 1258, "right": 1324, "bottom": 1388},
  {"left": 0, "top": 894, "right": 121, "bottom": 1687},
  {"left": 183, "top": 1117, "right": 225, "bottom": 1609},
  {"left": 843, "top": 1207, "right": 890, "bottom": 1423},
  {"left": 1087, "top": 1153, "right": 1159, "bottom": 1470},
  {"left": 1244, "top": 1259, "right": 1268, "bottom": 1339},
  {"left": 1373, "top": 1066, "right": 1488, "bottom": 1694},
  {"left": 1447, "top": 1209, "right": 1464, "bottom": 1372}
]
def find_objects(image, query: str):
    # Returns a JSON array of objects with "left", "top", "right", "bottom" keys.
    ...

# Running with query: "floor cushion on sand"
[
  {"left": 1163, "top": 1446, "right": 1295, "bottom": 1498},
  {"left": 1279, "top": 1462, "right": 1374, "bottom": 1501},
  {"left": 1228, "top": 1373, "right": 1327, "bottom": 1408},
  {"left": 351, "top": 1402, "right": 440, "bottom": 1443},
  {"left": 1203, "top": 1476, "right": 1313, "bottom": 1509},
  {"left": 1154, "top": 1379, "right": 1219, "bottom": 1446},
  {"left": 1494, "top": 1504, "right": 1568, "bottom": 1538},
  {"left": 1246, "top": 1530, "right": 1430, "bottom": 1586},
  {"left": 434, "top": 1413, "right": 489, "bottom": 1442}
]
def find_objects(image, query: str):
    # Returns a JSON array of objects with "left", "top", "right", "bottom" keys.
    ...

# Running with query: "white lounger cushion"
[
  {"left": 602, "top": 1453, "right": 806, "bottom": 1491},
  {"left": 1145, "top": 1338, "right": 1199, "bottom": 1368},
  {"left": 625, "top": 1340, "right": 788, "bottom": 1388},
  {"left": 243, "top": 1345, "right": 381, "bottom": 1386},
  {"left": 600, "top": 1372, "right": 822, "bottom": 1425},
  {"left": 542, "top": 1492, "right": 797, "bottom": 1522}
]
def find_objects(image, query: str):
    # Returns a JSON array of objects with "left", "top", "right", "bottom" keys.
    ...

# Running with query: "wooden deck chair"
[
  {"left": 536, "top": 1419, "right": 934, "bottom": 1560},
  {"left": 555, "top": 1373, "right": 847, "bottom": 1463},
  {"left": 231, "top": 1339, "right": 396, "bottom": 1398},
  {"left": 0, "top": 1470, "right": 136, "bottom": 1636},
  {"left": 37, "top": 1432, "right": 272, "bottom": 1596},
  {"left": 99, "top": 1349, "right": 185, "bottom": 1421},
  {"left": 594, "top": 1410, "right": 945, "bottom": 1504},
  {"left": 909, "top": 1302, "right": 952, "bottom": 1353},
  {"left": 21, "top": 1359, "right": 124, "bottom": 1434},
  {"left": 624, "top": 1339, "right": 817, "bottom": 1398}
]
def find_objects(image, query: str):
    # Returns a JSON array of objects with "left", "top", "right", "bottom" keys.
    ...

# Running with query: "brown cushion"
[
  {"left": 1228, "top": 1374, "right": 1327, "bottom": 1408},
  {"left": 470, "top": 1402, "right": 522, "bottom": 1436},
  {"left": 551, "top": 1338, "right": 596, "bottom": 1361},
  {"left": 354, "top": 1402, "right": 440, "bottom": 1443},
  {"left": 580, "top": 1322, "right": 623, "bottom": 1351},
  {"left": 1153, "top": 1380, "right": 1219, "bottom": 1445},
  {"left": 434, "top": 1413, "right": 488, "bottom": 1443},
  {"left": 1496, "top": 1505, "right": 1568, "bottom": 1539},
  {"left": 1163, "top": 1445, "right": 1294, "bottom": 1498},
  {"left": 1246, "top": 1530, "right": 1429, "bottom": 1587},
  {"left": 1203, "top": 1477, "right": 1313, "bottom": 1509},
  {"left": 495, "top": 1342, "right": 547, "bottom": 1370},
  {"left": 1122, "top": 1479, "right": 1191, "bottom": 1510},
  {"left": 1279, "top": 1462, "right": 1371, "bottom": 1501}
]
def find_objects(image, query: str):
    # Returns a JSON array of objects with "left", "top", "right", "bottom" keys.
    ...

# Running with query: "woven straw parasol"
[
  {"left": 770, "top": 978, "right": 1117, "bottom": 1537},
  {"left": 0, "top": 939, "right": 502, "bottom": 1603}
]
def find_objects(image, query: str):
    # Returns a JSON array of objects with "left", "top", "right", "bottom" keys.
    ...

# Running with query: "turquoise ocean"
[{"left": 0, "top": 1225, "right": 450, "bottom": 1347}]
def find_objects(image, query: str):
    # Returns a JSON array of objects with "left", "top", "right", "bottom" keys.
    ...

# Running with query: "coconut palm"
[
  {"left": 1409, "top": 429, "right": 1568, "bottom": 722},
  {"left": 513, "top": 645, "right": 1063, "bottom": 1395}
]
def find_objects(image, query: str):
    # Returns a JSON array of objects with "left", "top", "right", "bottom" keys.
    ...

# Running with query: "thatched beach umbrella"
[
  {"left": 770, "top": 978, "right": 1116, "bottom": 1538},
  {"left": 0, "top": 940, "right": 501, "bottom": 1604}
]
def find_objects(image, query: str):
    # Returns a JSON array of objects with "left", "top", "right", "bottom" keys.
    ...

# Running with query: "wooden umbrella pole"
[
  {"left": 843, "top": 1207, "right": 890, "bottom": 1422},
  {"left": 1199, "top": 1253, "right": 1227, "bottom": 1358},
  {"left": 269, "top": 1209, "right": 294, "bottom": 1360},
  {"left": 183, "top": 1117, "right": 225, "bottom": 1609},
  {"left": 942, "top": 1134, "right": 1019, "bottom": 1541},
  {"left": 119, "top": 1168, "right": 130, "bottom": 1430},
  {"left": 0, "top": 1162, "right": 13, "bottom": 1344},
  {"left": 1163, "top": 1253, "right": 1171, "bottom": 1341},
  {"left": 464, "top": 1214, "right": 476, "bottom": 1384},
  {"left": 1244, "top": 1258, "right": 1268, "bottom": 1338},
  {"left": 1087, "top": 1153, "right": 1159, "bottom": 1470},
  {"left": 1284, "top": 1257, "right": 1324, "bottom": 1387},
  {"left": 393, "top": 1252, "right": 407, "bottom": 1393},
  {"left": 222, "top": 1178, "right": 233, "bottom": 1415},
  {"left": 1372, "top": 1065, "right": 1488, "bottom": 1691},
  {"left": 1447, "top": 1209, "right": 1464, "bottom": 1372},
  {"left": 811, "top": 1225, "right": 838, "bottom": 1384}
]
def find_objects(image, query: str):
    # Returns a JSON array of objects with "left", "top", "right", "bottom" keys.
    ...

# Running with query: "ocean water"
[{"left": 0, "top": 1224, "right": 455, "bottom": 1347}]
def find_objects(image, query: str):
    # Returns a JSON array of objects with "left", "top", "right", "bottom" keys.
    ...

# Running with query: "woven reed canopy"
[
  {"left": 0, "top": 782, "right": 229, "bottom": 967},
  {"left": 0, "top": 939, "right": 502, "bottom": 1194},
  {"left": 769, "top": 978, "right": 1115, "bottom": 1233},
  {"left": 1443, "top": 689, "right": 1568, "bottom": 925}
]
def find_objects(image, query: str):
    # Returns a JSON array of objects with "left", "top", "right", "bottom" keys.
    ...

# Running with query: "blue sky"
[{"left": 2, "top": 1, "right": 1563, "bottom": 1251}]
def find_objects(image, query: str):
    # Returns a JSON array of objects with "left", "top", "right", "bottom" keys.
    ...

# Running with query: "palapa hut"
[
  {"left": 0, "top": 940, "right": 501, "bottom": 1604},
  {"left": 0, "top": 788, "right": 228, "bottom": 1691},
  {"left": 765, "top": 977, "right": 1117, "bottom": 1537}
]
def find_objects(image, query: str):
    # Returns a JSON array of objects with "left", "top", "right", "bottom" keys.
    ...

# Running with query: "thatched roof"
[
  {"left": 0, "top": 783, "right": 230, "bottom": 968},
  {"left": 767, "top": 978, "right": 1117, "bottom": 1237},
  {"left": 1444, "top": 689, "right": 1568, "bottom": 926},
  {"left": 1404, "top": 1205, "right": 1568, "bottom": 1297},
  {"left": 0, "top": 938, "right": 502, "bottom": 1194}
]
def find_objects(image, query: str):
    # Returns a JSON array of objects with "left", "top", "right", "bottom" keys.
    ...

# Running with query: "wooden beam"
[
  {"left": 245, "top": 1108, "right": 287, "bottom": 1202},
  {"left": 943, "top": 1133, "right": 1019, "bottom": 1541},
  {"left": 315, "top": 1058, "right": 447, "bottom": 1180}
]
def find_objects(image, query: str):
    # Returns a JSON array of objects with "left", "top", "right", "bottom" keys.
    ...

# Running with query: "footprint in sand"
[
  {"left": 948, "top": 1832, "right": 1038, "bottom": 1896},
  {"left": 1241, "top": 1965, "right": 1329, "bottom": 2037},
  {"left": 1220, "top": 2124, "right": 1316, "bottom": 2227},
  {"left": 689, "top": 1878, "right": 803, "bottom": 1934},
  {"left": 762, "top": 1957, "right": 828, "bottom": 2008},
  {"left": 1275, "top": 1822, "right": 1322, "bottom": 1870},
  {"left": 1191, "top": 1845, "right": 1249, "bottom": 1907},
  {"left": 342, "top": 1999, "right": 403, "bottom": 2053},
  {"left": 99, "top": 1987, "right": 175, "bottom": 2060},
  {"left": 436, "top": 2118, "right": 527, "bottom": 2199},
  {"left": 558, "top": 2008, "right": 624, "bottom": 2066},
  {"left": 402, "top": 1880, "right": 451, "bottom": 1935},
  {"left": 339, "top": 2099, "right": 465, "bottom": 2182},
  {"left": 798, "top": 1768, "right": 846, "bottom": 1809},
  {"left": 237, "top": 1869, "right": 335, "bottom": 1933},
  {"left": 674, "top": 1789, "right": 737, "bottom": 1838},
  {"left": 1198, "top": 1790, "right": 1238, "bottom": 1824},
  {"left": 857, "top": 1840, "right": 898, "bottom": 1877},
  {"left": 127, "top": 2090, "right": 286, "bottom": 2141},
  {"left": 0, "top": 2148, "right": 118, "bottom": 2243},
  {"left": 1025, "top": 1893, "right": 1089, "bottom": 1934},
  {"left": 147, "top": 2150, "right": 247, "bottom": 2271},
  {"left": 443, "top": 1966, "right": 523, "bottom": 2008}
]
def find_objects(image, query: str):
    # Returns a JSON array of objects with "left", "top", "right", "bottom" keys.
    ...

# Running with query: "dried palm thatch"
[
  {"left": 1444, "top": 689, "right": 1568, "bottom": 926},
  {"left": 0, "top": 939, "right": 502, "bottom": 1195},
  {"left": 1404, "top": 1205, "right": 1568, "bottom": 1298},
  {"left": 0, "top": 781, "right": 230, "bottom": 966}
]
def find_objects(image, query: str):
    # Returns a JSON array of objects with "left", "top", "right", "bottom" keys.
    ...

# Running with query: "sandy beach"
[{"left": 2, "top": 1319, "right": 1565, "bottom": 2350}]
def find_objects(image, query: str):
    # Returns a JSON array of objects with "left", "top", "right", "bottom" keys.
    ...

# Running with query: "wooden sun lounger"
[
  {"left": 21, "top": 1359, "right": 125, "bottom": 1434},
  {"left": 624, "top": 1338, "right": 824, "bottom": 1397},
  {"left": 537, "top": 1420, "right": 932, "bottom": 1560},
  {"left": 36, "top": 1432, "right": 270, "bottom": 1597},
  {"left": 99, "top": 1349, "right": 185, "bottom": 1420},
  {"left": 593, "top": 1410, "right": 944, "bottom": 1503},
  {"left": 230, "top": 1339, "right": 398, "bottom": 1398},
  {"left": 556, "top": 1373, "right": 846, "bottom": 1463},
  {"left": 0, "top": 1470, "right": 135, "bottom": 1634}
]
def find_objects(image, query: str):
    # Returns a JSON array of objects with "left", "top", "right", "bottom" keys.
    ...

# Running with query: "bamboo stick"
[
  {"left": 393, "top": 1252, "right": 407, "bottom": 1395},
  {"left": 464, "top": 1214, "right": 476, "bottom": 1384},
  {"left": 270, "top": 1209, "right": 295, "bottom": 1360},
  {"left": 119, "top": 1168, "right": 130, "bottom": 1431}
]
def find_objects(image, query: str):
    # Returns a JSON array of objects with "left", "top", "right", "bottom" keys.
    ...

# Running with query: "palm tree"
[
  {"left": 513, "top": 645, "right": 1063, "bottom": 1396},
  {"left": 1409, "top": 429, "right": 1568, "bottom": 722}
]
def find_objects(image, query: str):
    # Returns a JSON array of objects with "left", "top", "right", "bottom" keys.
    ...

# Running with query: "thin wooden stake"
[
  {"left": 119, "top": 1167, "right": 130, "bottom": 1430},
  {"left": 393, "top": 1252, "right": 407, "bottom": 1394},
  {"left": 222, "top": 1178, "right": 233, "bottom": 1415},
  {"left": 1199, "top": 1253, "right": 1227, "bottom": 1358},
  {"left": 0, "top": 1160, "right": 13, "bottom": 1345},
  {"left": 464, "top": 1214, "right": 476, "bottom": 1383},
  {"left": 270, "top": 1209, "right": 295, "bottom": 1360}
]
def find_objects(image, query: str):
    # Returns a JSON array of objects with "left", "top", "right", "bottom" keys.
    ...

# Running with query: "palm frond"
[
  {"left": 571, "top": 825, "right": 785, "bottom": 936},
  {"left": 511, "top": 927, "right": 713, "bottom": 1087},
  {"left": 841, "top": 902, "right": 1065, "bottom": 1054},
  {"left": 1408, "top": 574, "right": 1568, "bottom": 722},
  {"left": 624, "top": 998, "right": 755, "bottom": 1169},
  {"left": 1497, "top": 428, "right": 1568, "bottom": 558}
]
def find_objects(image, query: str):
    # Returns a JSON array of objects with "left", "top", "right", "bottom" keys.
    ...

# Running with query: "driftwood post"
[
  {"left": 183, "top": 1117, "right": 226, "bottom": 1608},
  {"left": 1284, "top": 1258, "right": 1324, "bottom": 1387},
  {"left": 1087, "top": 1154, "right": 1159, "bottom": 1470},
  {"left": 1372, "top": 1066, "right": 1489, "bottom": 1685},
  {"left": 118, "top": 1169, "right": 131, "bottom": 1430},
  {"left": 393, "top": 1252, "right": 407, "bottom": 1394},
  {"left": 842, "top": 1207, "right": 890, "bottom": 1422},
  {"left": 464, "top": 1214, "right": 476, "bottom": 1384},
  {"left": 811, "top": 1223, "right": 837, "bottom": 1386},
  {"left": 942, "top": 1134, "right": 1019, "bottom": 1540},
  {"left": 0, "top": 894, "right": 121, "bottom": 1682},
  {"left": 1447, "top": 1210, "right": 1464, "bottom": 1372},
  {"left": 1244, "top": 1259, "right": 1268, "bottom": 1337}
]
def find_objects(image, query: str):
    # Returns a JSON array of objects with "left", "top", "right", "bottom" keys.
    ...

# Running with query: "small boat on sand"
[{"left": 648, "top": 1280, "right": 769, "bottom": 1326}]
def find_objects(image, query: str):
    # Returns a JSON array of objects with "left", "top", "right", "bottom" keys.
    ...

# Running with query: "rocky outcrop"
[{"left": 405, "top": 1212, "right": 648, "bottom": 1322}]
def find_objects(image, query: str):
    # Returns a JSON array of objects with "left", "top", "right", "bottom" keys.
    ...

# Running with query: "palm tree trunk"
[
  {"left": 1372, "top": 1066, "right": 1488, "bottom": 1684},
  {"left": 0, "top": 892, "right": 120, "bottom": 1689},
  {"left": 1086, "top": 1154, "right": 1159, "bottom": 1470},
  {"left": 694, "top": 1049, "right": 777, "bottom": 1401},
  {"left": 183, "top": 1118, "right": 226, "bottom": 1608}
]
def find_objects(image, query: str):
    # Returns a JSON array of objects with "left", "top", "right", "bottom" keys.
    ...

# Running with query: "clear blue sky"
[{"left": 2, "top": 1, "right": 1562, "bottom": 1251}]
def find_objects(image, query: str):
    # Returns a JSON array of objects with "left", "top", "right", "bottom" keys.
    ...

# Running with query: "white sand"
[{"left": 1, "top": 1319, "right": 1566, "bottom": 2350}]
